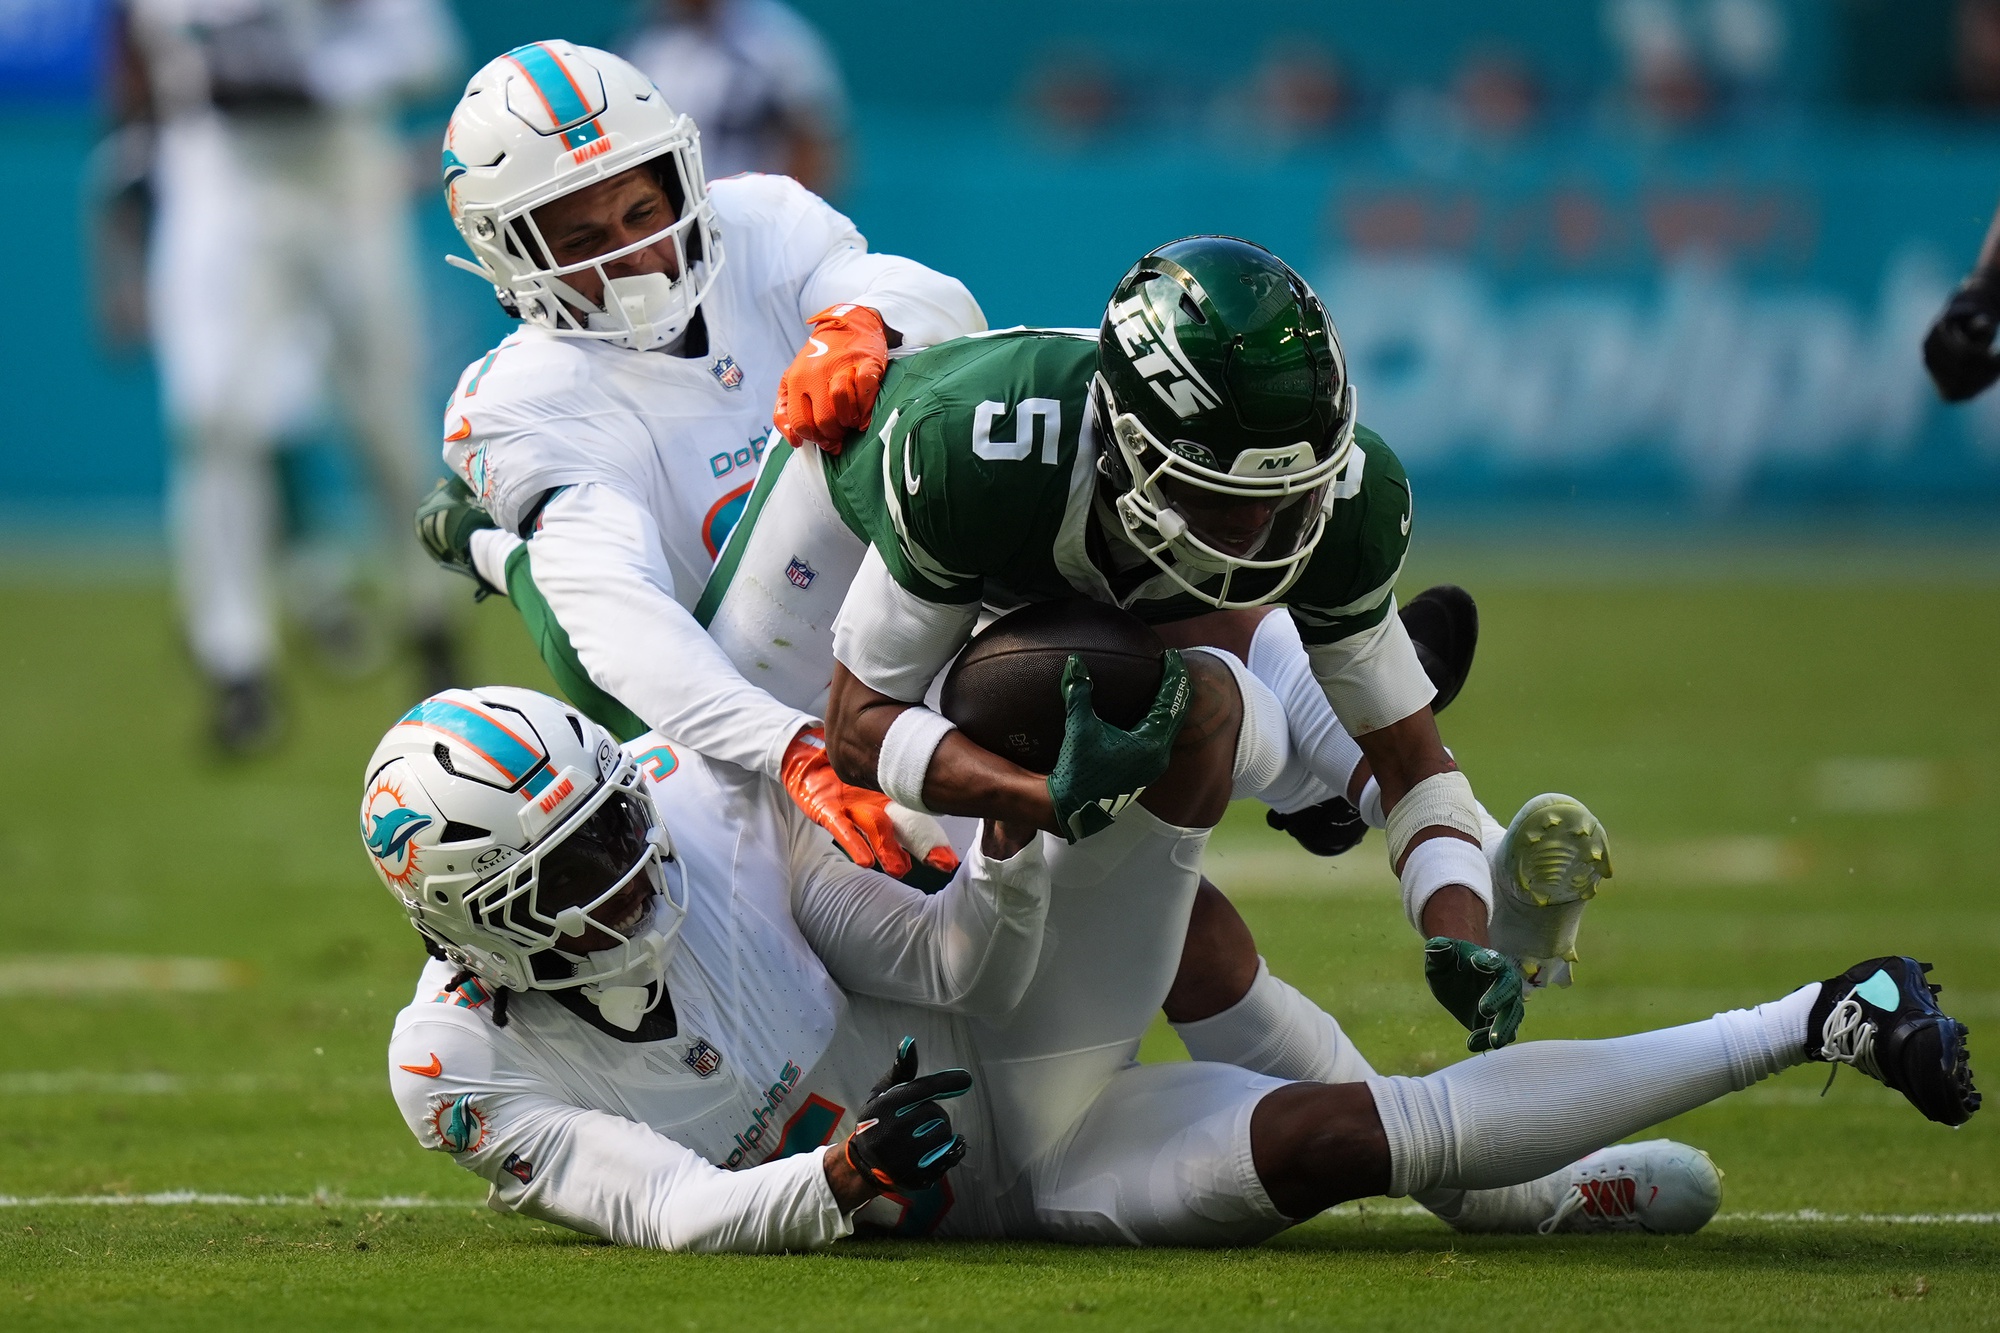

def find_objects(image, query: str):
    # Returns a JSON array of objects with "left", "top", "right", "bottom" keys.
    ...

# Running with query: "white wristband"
[
  {"left": 876, "top": 706, "right": 957, "bottom": 814},
  {"left": 1384, "top": 769, "right": 1482, "bottom": 865},
  {"left": 1400, "top": 834, "right": 1494, "bottom": 934}
]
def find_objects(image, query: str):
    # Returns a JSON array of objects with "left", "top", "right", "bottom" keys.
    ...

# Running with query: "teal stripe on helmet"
[
  {"left": 398, "top": 699, "right": 547, "bottom": 789},
  {"left": 505, "top": 42, "right": 597, "bottom": 132}
]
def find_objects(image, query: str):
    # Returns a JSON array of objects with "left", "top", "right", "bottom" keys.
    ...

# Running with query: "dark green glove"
[
  {"left": 1046, "top": 650, "right": 1190, "bottom": 843},
  {"left": 416, "top": 477, "right": 501, "bottom": 599},
  {"left": 1425, "top": 937, "right": 1526, "bottom": 1052}
]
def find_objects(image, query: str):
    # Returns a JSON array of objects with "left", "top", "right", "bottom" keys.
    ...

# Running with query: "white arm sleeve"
[
  {"left": 791, "top": 201, "right": 985, "bottom": 349},
  {"left": 831, "top": 546, "right": 980, "bottom": 702},
  {"left": 531, "top": 483, "right": 814, "bottom": 777},
  {"left": 389, "top": 1022, "right": 850, "bottom": 1252},
  {"left": 1302, "top": 605, "right": 1438, "bottom": 737},
  {"left": 790, "top": 823, "right": 1050, "bottom": 1020}
]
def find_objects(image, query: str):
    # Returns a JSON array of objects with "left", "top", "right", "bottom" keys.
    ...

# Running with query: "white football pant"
[{"left": 150, "top": 113, "right": 450, "bottom": 679}]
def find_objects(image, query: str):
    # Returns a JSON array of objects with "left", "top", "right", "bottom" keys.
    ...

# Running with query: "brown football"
[{"left": 938, "top": 599, "right": 1165, "bottom": 775}]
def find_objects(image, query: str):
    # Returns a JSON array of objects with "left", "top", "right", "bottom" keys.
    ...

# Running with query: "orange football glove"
[
  {"left": 779, "top": 727, "right": 960, "bottom": 884},
  {"left": 774, "top": 304, "right": 890, "bottom": 453}
]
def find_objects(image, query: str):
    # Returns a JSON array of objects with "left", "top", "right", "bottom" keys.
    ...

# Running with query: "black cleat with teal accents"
[{"left": 1808, "top": 957, "right": 1980, "bottom": 1126}]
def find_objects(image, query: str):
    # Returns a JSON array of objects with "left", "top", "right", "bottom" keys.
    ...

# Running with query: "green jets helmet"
[{"left": 1094, "top": 236, "right": 1357, "bottom": 608}]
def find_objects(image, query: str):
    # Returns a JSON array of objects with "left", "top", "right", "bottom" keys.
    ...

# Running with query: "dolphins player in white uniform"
[
  {"left": 425, "top": 40, "right": 984, "bottom": 883},
  {"left": 368, "top": 684, "right": 1980, "bottom": 1249},
  {"left": 118, "top": 0, "right": 467, "bottom": 749},
  {"left": 407, "top": 43, "right": 1720, "bottom": 1229}
]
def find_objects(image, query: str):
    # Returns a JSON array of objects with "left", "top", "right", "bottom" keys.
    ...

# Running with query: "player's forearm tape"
[
  {"left": 876, "top": 706, "right": 957, "bottom": 814},
  {"left": 1400, "top": 834, "right": 1494, "bottom": 932},
  {"left": 1187, "top": 647, "right": 1290, "bottom": 798},
  {"left": 1384, "top": 770, "right": 1483, "bottom": 865}
]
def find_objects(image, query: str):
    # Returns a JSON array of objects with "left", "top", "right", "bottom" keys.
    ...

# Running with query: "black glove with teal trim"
[
  {"left": 416, "top": 476, "right": 501, "bottom": 600},
  {"left": 1425, "top": 937, "right": 1527, "bottom": 1053},
  {"left": 1046, "top": 650, "right": 1190, "bottom": 843},
  {"left": 842, "top": 1037, "right": 973, "bottom": 1195}
]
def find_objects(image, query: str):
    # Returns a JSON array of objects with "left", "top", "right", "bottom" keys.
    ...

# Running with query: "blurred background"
[
  {"left": 2, "top": 0, "right": 1997, "bottom": 1277},
  {"left": 11, "top": 0, "right": 2000, "bottom": 545}
]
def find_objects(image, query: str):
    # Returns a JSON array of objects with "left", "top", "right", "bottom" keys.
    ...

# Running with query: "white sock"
[
  {"left": 1173, "top": 958, "right": 1378, "bottom": 1084},
  {"left": 1245, "top": 612, "right": 1363, "bottom": 813},
  {"left": 1368, "top": 984, "right": 1819, "bottom": 1196},
  {"left": 1171, "top": 959, "right": 1595, "bottom": 1223}
]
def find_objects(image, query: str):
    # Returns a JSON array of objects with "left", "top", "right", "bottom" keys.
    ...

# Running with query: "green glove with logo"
[
  {"left": 1425, "top": 937, "right": 1527, "bottom": 1052},
  {"left": 1046, "top": 650, "right": 1190, "bottom": 843},
  {"left": 416, "top": 476, "right": 501, "bottom": 599}
]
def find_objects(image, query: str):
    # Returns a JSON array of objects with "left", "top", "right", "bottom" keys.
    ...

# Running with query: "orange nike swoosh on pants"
[
  {"left": 399, "top": 1054, "right": 444, "bottom": 1077},
  {"left": 445, "top": 418, "right": 472, "bottom": 442}
]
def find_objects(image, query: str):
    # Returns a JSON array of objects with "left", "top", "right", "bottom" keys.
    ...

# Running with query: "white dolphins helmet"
[
  {"left": 360, "top": 687, "right": 688, "bottom": 1030},
  {"left": 441, "top": 40, "right": 723, "bottom": 351}
]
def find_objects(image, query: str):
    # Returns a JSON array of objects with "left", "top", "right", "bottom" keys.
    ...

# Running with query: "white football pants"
[{"left": 150, "top": 112, "right": 449, "bottom": 679}]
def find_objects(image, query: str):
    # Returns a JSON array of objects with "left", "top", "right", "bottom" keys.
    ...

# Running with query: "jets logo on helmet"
[
  {"left": 359, "top": 688, "right": 691, "bottom": 1031},
  {"left": 439, "top": 41, "right": 724, "bottom": 352},
  {"left": 1095, "top": 236, "right": 1360, "bottom": 610},
  {"left": 1106, "top": 288, "right": 1222, "bottom": 420}
]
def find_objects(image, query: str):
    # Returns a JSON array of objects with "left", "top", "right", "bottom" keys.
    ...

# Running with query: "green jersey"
[{"left": 820, "top": 330, "right": 1413, "bottom": 647}]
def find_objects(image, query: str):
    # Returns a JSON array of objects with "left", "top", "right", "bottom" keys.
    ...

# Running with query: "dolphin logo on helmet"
[
  {"left": 365, "top": 805, "right": 433, "bottom": 863},
  {"left": 359, "top": 687, "right": 692, "bottom": 1032}
]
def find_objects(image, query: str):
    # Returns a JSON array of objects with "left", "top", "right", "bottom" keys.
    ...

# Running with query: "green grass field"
[{"left": 3, "top": 543, "right": 1997, "bottom": 1330}]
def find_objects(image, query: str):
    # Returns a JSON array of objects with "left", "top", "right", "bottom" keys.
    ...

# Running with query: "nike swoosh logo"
[
  {"left": 399, "top": 1054, "right": 444, "bottom": 1078},
  {"left": 445, "top": 418, "right": 472, "bottom": 443},
  {"left": 902, "top": 437, "right": 921, "bottom": 495},
  {"left": 1400, "top": 510, "right": 1411, "bottom": 536},
  {"left": 804, "top": 336, "right": 829, "bottom": 359}
]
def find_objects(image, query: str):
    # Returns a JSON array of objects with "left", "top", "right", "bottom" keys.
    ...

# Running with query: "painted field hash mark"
[{"left": 0, "top": 955, "right": 255, "bottom": 995}]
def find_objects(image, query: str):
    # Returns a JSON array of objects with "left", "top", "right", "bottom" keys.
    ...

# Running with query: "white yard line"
[{"left": 3, "top": 1195, "right": 1994, "bottom": 1225}]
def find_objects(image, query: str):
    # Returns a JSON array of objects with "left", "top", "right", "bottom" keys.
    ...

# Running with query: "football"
[{"left": 938, "top": 599, "right": 1166, "bottom": 774}]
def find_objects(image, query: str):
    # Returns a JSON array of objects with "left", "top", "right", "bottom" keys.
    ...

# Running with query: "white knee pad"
[{"left": 1185, "top": 646, "right": 1290, "bottom": 800}]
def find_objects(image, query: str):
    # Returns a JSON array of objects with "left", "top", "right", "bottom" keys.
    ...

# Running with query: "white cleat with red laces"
[{"left": 1437, "top": 1139, "right": 1721, "bottom": 1235}]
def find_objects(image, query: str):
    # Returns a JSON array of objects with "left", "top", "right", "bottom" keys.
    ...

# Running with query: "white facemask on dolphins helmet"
[
  {"left": 441, "top": 40, "right": 723, "bottom": 351},
  {"left": 360, "top": 687, "right": 687, "bottom": 1030}
]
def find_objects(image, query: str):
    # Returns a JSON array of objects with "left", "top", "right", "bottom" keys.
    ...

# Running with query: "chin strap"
[{"left": 583, "top": 984, "right": 653, "bottom": 1032}]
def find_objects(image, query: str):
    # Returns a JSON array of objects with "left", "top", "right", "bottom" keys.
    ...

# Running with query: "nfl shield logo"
[
  {"left": 785, "top": 557, "right": 817, "bottom": 589},
  {"left": 682, "top": 1039, "right": 723, "bottom": 1078},
  {"left": 710, "top": 355, "right": 745, "bottom": 391}
]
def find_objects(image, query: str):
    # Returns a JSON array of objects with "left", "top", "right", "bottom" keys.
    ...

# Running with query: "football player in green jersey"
[
  {"left": 434, "top": 237, "right": 1610, "bottom": 1059},
  {"left": 775, "top": 237, "right": 1603, "bottom": 1049}
]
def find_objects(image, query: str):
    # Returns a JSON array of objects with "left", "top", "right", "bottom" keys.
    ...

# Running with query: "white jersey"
[
  {"left": 387, "top": 734, "right": 1046, "bottom": 1250},
  {"left": 445, "top": 173, "right": 984, "bottom": 775}
]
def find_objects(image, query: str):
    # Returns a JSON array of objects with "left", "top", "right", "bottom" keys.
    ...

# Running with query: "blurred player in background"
[
  {"left": 623, "top": 0, "right": 849, "bottom": 197},
  {"left": 108, "top": 0, "right": 465, "bottom": 753},
  {"left": 1923, "top": 196, "right": 2000, "bottom": 401}
]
